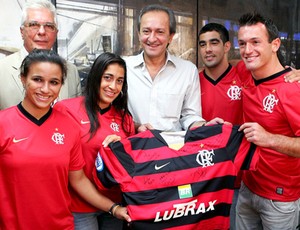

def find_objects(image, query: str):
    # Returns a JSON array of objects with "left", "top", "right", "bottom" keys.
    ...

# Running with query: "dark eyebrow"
[
  {"left": 209, "top": 38, "right": 221, "bottom": 43},
  {"left": 199, "top": 38, "right": 221, "bottom": 44}
]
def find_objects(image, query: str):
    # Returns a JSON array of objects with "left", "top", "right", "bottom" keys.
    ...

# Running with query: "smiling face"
[
  {"left": 21, "top": 61, "right": 62, "bottom": 118},
  {"left": 98, "top": 63, "right": 125, "bottom": 109},
  {"left": 21, "top": 8, "right": 58, "bottom": 52},
  {"left": 199, "top": 31, "right": 230, "bottom": 69},
  {"left": 238, "top": 22, "right": 280, "bottom": 77},
  {"left": 138, "top": 10, "right": 174, "bottom": 60}
]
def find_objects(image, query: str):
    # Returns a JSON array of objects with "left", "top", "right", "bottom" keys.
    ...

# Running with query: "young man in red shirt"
[{"left": 236, "top": 12, "right": 300, "bottom": 230}]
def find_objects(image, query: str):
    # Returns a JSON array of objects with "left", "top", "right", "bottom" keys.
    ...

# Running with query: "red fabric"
[
  {"left": 93, "top": 124, "right": 259, "bottom": 229},
  {"left": 56, "top": 96, "right": 135, "bottom": 212},
  {"left": 0, "top": 106, "right": 84, "bottom": 229},
  {"left": 241, "top": 66, "right": 300, "bottom": 201}
]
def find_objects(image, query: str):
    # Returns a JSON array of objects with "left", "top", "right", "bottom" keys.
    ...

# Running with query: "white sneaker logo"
[
  {"left": 80, "top": 120, "right": 90, "bottom": 125},
  {"left": 13, "top": 137, "right": 28, "bottom": 143},
  {"left": 155, "top": 162, "right": 171, "bottom": 170}
]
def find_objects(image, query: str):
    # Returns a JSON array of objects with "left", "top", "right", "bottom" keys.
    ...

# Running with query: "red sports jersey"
[
  {"left": 200, "top": 65, "right": 243, "bottom": 125},
  {"left": 93, "top": 124, "right": 258, "bottom": 229},
  {"left": 235, "top": 60, "right": 252, "bottom": 85},
  {"left": 0, "top": 104, "right": 85, "bottom": 230},
  {"left": 55, "top": 96, "right": 135, "bottom": 212},
  {"left": 241, "top": 67, "right": 300, "bottom": 201}
]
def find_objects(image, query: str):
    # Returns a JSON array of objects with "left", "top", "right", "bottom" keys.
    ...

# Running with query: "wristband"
[
  {"left": 108, "top": 203, "right": 119, "bottom": 216},
  {"left": 112, "top": 205, "right": 120, "bottom": 217}
]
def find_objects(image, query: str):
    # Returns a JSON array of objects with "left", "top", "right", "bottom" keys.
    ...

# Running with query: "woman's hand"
[
  {"left": 102, "top": 134, "right": 121, "bottom": 147},
  {"left": 205, "top": 117, "right": 225, "bottom": 126},
  {"left": 112, "top": 205, "right": 131, "bottom": 222},
  {"left": 136, "top": 123, "right": 154, "bottom": 133}
]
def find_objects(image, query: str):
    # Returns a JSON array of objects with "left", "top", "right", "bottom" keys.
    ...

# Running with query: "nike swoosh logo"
[
  {"left": 155, "top": 162, "right": 171, "bottom": 170},
  {"left": 80, "top": 120, "right": 90, "bottom": 125},
  {"left": 13, "top": 137, "right": 29, "bottom": 143}
]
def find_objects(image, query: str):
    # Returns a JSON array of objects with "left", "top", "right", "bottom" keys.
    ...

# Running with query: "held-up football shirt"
[{"left": 93, "top": 124, "right": 258, "bottom": 229}]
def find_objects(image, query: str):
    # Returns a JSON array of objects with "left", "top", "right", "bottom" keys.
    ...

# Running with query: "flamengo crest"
[
  {"left": 263, "top": 93, "right": 278, "bottom": 113},
  {"left": 196, "top": 149, "right": 215, "bottom": 167},
  {"left": 110, "top": 121, "right": 120, "bottom": 132},
  {"left": 227, "top": 85, "right": 241, "bottom": 100},
  {"left": 52, "top": 132, "right": 65, "bottom": 144}
]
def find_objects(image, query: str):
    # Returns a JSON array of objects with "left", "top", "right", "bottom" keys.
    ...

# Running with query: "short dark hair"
[
  {"left": 83, "top": 52, "right": 131, "bottom": 138},
  {"left": 137, "top": 4, "right": 176, "bottom": 35},
  {"left": 238, "top": 12, "right": 279, "bottom": 43},
  {"left": 238, "top": 12, "right": 286, "bottom": 65},
  {"left": 199, "top": 23, "right": 229, "bottom": 44},
  {"left": 20, "top": 49, "right": 66, "bottom": 84}
]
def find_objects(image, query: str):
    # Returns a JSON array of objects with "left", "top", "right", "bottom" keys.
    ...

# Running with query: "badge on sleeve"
[{"left": 95, "top": 152, "right": 104, "bottom": 172}]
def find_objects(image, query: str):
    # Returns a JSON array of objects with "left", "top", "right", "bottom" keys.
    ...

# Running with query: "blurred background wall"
[{"left": 1, "top": 0, "right": 299, "bottom": 75}]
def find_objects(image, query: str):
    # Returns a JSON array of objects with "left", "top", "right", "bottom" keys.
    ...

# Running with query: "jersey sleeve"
[
  {"left": 228, "top": 126, "right": 258, "bottom": 171},
  {"left": 68, "top": 122, "right": 85, "bottom": 171},
  {"left": 92, "top": 151, "right": 120, "bottom": 197},
  {"left": 53, "top": 104, "right": 85, "bottom": 171},
  {"left": 279, "top": 83, "right": 300, "bottom": 136},
  {"left": 93, "top": 140, "right": 135, "bottom": 192}
]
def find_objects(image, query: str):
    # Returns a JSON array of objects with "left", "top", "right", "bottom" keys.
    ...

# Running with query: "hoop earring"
[{"left": 120, "top": 91, "right": 124, "bottom": 97}]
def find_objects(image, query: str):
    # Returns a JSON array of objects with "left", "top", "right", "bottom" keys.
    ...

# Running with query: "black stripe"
[
  {"left": 226, "top": 125, "right": 243, "bottom": 161},
  {"left": 109, "top": 141, "right": 135, "bottom": 176},
  {"left": 123, "top": 175, "right": 235, "bottom": 205},
  {"left": 96, "top": 167, "right": 119, "bottom": 188},
  {"left": 129, "top": 132, "right": 167, "bottom": 150},
  {"left": 133, "top": 147, "right": 235, "bottom": 176},
  {"left": 185, "top": 124, "right": 223, "bottom": 142},
  {"left": 241, "top": 143, "right": 257, "bottom": 170}
]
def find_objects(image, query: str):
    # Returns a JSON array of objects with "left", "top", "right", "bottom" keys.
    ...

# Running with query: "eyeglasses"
[{"left": 23, "top": 21, "right": 57, "bottom": 33}]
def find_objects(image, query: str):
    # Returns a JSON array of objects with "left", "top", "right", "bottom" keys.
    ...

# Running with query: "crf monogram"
[
  {"left": 263, "top": 93, "right": 278, "bottom": 113},
  {"left": 110, "top": 122, "right": 120, "bottom": 132},
  {"left": 196, "top": 150, "right": 214, "bottom": 167},
  {"left": 227, "top": 85, "right": 241, "bottom": 100},
  {"left": 52, "top": 132, "right": 65, "bottom": 144}
]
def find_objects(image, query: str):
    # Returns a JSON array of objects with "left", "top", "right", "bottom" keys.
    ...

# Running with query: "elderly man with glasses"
[{"left": 0, "top": 0, "right": 81, "bottom": 110}]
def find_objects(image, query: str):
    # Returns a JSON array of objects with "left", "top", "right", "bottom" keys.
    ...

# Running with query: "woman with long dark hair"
[
  {"left": 0, "top": 49, "right": 130, "bottom": 230},
  {"left": 55, "top": 52, "right": 135, "bottom": 230}
]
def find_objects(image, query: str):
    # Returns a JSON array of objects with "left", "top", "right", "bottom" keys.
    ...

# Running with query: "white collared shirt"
[{"left": 124, "top": 51, "right": 204, "bottom": 131}]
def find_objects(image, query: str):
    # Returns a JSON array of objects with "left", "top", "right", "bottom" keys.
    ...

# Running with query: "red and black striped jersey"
[{"left": 93, "top": 124, "right": 258, "bottom": 230}]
